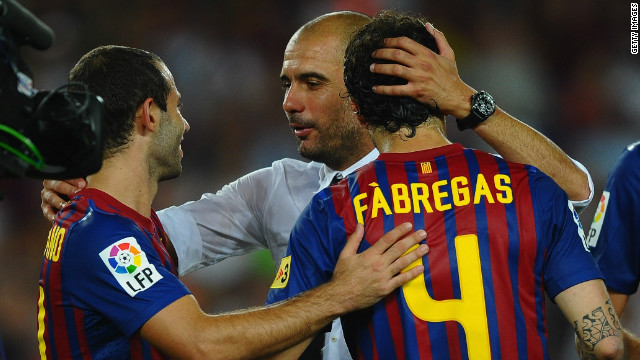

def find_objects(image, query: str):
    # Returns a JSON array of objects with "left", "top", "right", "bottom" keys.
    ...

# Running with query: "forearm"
[
  {"left": 196, "top": 283, "right": 341, "bottom": 359},
  {"left": 473, "top": 107, "right": 591, "bottom": 202},
  {"left": 145, "top": 284, "right": 342, "bottom": 360}
]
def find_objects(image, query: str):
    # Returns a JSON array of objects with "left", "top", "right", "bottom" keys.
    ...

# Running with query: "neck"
[
  {"left": 370, "top": 120, "right": 451, "bottom": 154},
  {"left": 86, "top": 147, "right": 157, "bottom": 218},
  {"left": 330, "top": 143, "right": 375, "bottom": 171}
]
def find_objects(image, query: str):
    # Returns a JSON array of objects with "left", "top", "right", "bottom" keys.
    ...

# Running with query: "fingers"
[
  {"left": 384, "top": 229, "right": 427, "bottom": 272},
  {"left": 44, "top": 179, "right": 85, "bottom": 197},
  {"left": 368, "top": 222, "right": 413, "bottom": 255},
  {"left": 391, "top": 260, "right": 426, "bottom": 289},
  {"left": 40, "top": 200, "right": 56, "bottom": 223},
  {"left": 40, "top": 179, "right": 85, "bottom": 222},
  {"left": 68, "top": 178, "right": 87, "bottom": 189},
  {"left": 341, "top": 223, "right": 364, "bottom": 257},
  {"left": 426, "top": 22, "right": 455, "bottom": 61}
]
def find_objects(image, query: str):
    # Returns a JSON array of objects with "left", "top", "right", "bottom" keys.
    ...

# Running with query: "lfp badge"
[
  {"left": 586, "top": 191, "right": 610, "bottom": 250},
  {"left": 100, "top": 237, "right": 163, "bottom": 297}
]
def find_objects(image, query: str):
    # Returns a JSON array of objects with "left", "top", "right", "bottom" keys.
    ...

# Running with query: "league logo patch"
[
  {"left": 271, "top": 256, "right": 291, "bottom": 289},
  {"left": 586, "top": 191, "right": 609, "bottom": 249},
  {"left": 99, "top": 237, "right": 163, "bottom": 297}
]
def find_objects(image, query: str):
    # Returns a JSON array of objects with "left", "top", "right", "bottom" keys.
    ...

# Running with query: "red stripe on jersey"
[
  {"left": 73, "top": 307, "right": 91, "bottom": 359},
  {"left": 46, "top": 256, "right": 71, "bottom": 357},
  {"left": 414, "top": 316, "right": 433, "bottom": 360},
  {"left": 383, "top": 295, "right": 405, "bottom": 359}
]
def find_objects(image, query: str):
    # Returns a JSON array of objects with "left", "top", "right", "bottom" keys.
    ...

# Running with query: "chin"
[{"left": 159, "top": 166, "right": 182, "bottom": 182}]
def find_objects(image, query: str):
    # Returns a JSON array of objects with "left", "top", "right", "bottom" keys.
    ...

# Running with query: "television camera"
[{"left": 0, "top": 0, "right": 103, "bottom": 179}]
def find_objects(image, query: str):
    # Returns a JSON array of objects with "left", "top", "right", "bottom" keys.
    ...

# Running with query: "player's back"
[{"left": 332, "top": 144, "right": 588, "bottom": 359}]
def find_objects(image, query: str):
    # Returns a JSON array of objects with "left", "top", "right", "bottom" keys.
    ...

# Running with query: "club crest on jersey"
[
  {"left": 271, "top": 256, "right": 291, "bottom": 289},
  {"left": 586, "top": 191, "right": 609, "bottom": 249},
  {"left": 99, "top": 237, "right": 163, "bottom": 297},
  {"left": 568, "top": 201, "right": 588, "bottom": 251}
]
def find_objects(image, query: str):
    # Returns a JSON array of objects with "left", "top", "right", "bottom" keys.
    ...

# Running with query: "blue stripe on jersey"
[
  {"left": 372, "top": 300, "right": 397, "bottom": 360},
  {"left": 346, "top": 176, "right": 372, "bottom": 261},
  {"left": 373, "top": 161, "right": 403, "bottom": 359},
  {"left": 404, "top": 161, "right": 425, "bottom": 358},
  {"left": 496, "top": 157, "right": 530, "bottom": 359},
  {"left": 62, "top": 304, "right": 80, "bottom": 360},
  {"left": 373, "top": 161, "right": 396, "bottom": 234},
  {"left": 357, "top": 323, "right": 374, "bottom": 360},
  {"left": 46, "top": 303, "right": 58, "bottom": 359},
  {"left": 430, "top": 154, "right": 454, "bottom": 360},
  {"left": 527, "top": 165, "right": 551, "bottom": 360},
  {"left": 463, "top": 149, "right": 500, "bottom": 359}
]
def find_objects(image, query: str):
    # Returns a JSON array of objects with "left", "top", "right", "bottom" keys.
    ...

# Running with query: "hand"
[
  {"left": 41, "top": 178, "right": 86, "bottom": 222},
  {"left": 330, "top": 222, "right": 428, "bottom": 312},
  {"left": 370, "top": 22, "right": 475, "bottom": 119}
]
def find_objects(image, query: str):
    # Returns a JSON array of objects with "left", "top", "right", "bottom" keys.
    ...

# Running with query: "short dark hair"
[
  {"left": 344, "top": 10, "right": 440, "bottom": 136},
  {"left": 69, "top": 45, "right": 170, "bottom": 158}
]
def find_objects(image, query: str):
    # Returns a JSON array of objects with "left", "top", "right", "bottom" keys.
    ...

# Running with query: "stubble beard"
[{"left": 296, "top": 105, "right": 368, "bottom": 170}]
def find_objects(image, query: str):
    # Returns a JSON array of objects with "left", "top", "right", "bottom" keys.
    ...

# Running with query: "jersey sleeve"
[
  {"left": 62, "top": 214, "right": 191, "bottom": 337},
  {"left": 568, "top": 156, "right": 594, "bottom": 213},
  {"left": 591, "top": 144, "right": 640, "bottom": 294},
  {"left": 265, "top": 190, "right": 339, "bottom": 305},
  {"left": 529, "top": 170, "right": 603, "bottom": 300}
]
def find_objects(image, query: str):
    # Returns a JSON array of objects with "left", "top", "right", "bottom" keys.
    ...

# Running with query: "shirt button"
[{"left": 331, "top": 336, "right": 338, "bottom": 342}]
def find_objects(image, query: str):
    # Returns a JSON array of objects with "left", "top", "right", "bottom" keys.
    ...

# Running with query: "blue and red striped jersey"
[
  {"left": 267, "top": 143, "right": 601, "bottom": 360},
  {"left": 588, "top": 140, "right": 640, "bottom": 294},
  {"left": 38, "top": 188, "right": 190, "bottom": 359}
]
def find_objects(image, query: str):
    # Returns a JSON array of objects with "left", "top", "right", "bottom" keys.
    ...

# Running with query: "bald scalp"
[{"left": 293, "top": 11, "right": 372, "bottom": 61}]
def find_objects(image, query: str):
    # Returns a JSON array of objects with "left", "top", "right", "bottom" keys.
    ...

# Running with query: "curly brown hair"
[{"left": 343, "top": 10, "right": 441, "bottom": 137}]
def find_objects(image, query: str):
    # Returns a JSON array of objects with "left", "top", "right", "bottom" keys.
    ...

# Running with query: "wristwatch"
[{"left": 455, "top": 90, "right": 496, "bottom": 131}]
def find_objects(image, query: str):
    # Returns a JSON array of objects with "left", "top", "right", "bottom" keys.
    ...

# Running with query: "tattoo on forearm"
[{"left": 573, "top": 300, "right": 622, "bottom": 359}]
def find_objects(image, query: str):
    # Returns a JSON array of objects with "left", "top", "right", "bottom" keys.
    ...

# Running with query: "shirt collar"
[{"left": 317, "top": 148, "right": 380, "bottom": 190}]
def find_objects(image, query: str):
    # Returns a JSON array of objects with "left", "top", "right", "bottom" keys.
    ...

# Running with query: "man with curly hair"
[{"left": 266, "top": 10, "right": 624, "bottom": 359}]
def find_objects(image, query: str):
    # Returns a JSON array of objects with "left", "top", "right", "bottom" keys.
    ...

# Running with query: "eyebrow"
[{"left": 280, "top": 71, "right": 329, "bottom": 83}]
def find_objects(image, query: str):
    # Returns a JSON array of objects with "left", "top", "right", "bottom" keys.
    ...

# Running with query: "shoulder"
[
  {"left": 273, "top": 158, "right": 322, "bottom": 177},
  {"left": 235, "top": 158, "right": 320, "bottom": 185},
  {"left": 609, "top": 141, "right": 640, "bottom": 180},
  {"left": 59, "top": 198, "right": 145, "bottom": 253}
]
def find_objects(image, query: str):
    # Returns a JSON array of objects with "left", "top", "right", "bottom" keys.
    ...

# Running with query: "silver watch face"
[{"left": 474, "top": 92, "right": 495, "bottom": 117}]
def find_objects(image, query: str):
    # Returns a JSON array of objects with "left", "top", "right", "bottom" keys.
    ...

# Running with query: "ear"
[
  {"left": 136, "top": 97, "right": 159, "bottom": 133},
  {"left": 349, "top": 98, "right": 366, "bottom": 126}
]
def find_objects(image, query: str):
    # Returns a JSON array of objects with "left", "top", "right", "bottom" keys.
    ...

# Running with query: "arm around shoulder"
[{"left": 140, "top": 223, "right": 428, "bottom": 359}]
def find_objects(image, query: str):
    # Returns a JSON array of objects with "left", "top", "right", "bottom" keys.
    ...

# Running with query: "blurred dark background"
[{"left": 0, "top": 0, "right": 638, "bottom": 358}]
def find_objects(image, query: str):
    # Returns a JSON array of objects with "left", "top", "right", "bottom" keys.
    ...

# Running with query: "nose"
[
  {"left": 182, "top": 117, "right": 190, "bottom": 133},
  {"left": 282, "top": 84, "right": 304, "bottom": 114}
]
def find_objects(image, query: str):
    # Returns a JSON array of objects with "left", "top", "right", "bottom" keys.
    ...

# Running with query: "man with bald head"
[{"left": 41, "top": 10, "right": 595, "bottom": 359}]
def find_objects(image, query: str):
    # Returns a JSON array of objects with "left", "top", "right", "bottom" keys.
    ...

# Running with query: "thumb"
[{"left": 341, "top": 223, "right": 364, "bottom": 258}]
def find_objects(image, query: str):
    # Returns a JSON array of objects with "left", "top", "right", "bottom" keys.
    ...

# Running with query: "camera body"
[{"left": 0, "top": 0, "right": 103, "bottom": 179}]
